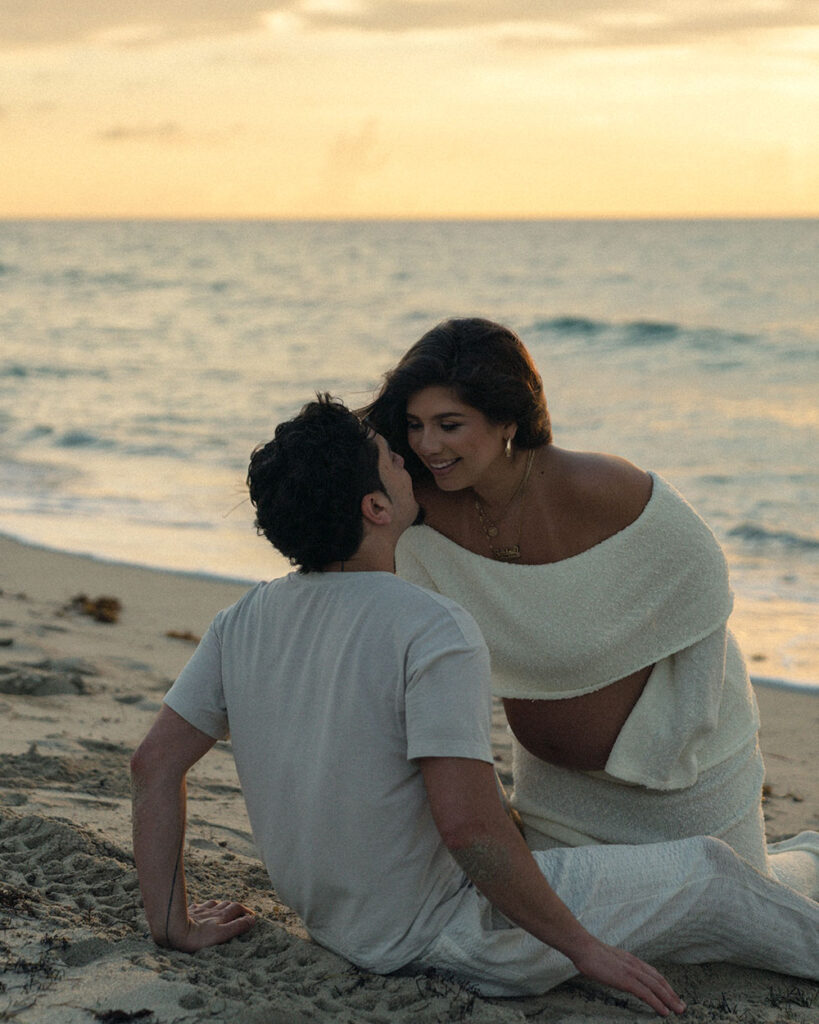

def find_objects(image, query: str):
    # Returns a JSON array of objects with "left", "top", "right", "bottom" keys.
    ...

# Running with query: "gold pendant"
[{"left": 494, "top": 545, "right": 521, "bottom": 562}]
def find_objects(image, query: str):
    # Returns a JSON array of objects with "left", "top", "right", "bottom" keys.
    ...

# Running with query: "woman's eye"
[
  {"left": 407, "top": 421, "right": 421, "bottom": 432},
  {"left": 441, "top": 422, "right": 458, "bottom": 432}
]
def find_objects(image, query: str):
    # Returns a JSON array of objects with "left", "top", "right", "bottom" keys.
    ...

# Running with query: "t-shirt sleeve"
[
  {"left": 404, "top": 600, "right": 494, "bottom": 764},
  {"left": 164, "top": 616, "right": 230, "bottom": 740}
]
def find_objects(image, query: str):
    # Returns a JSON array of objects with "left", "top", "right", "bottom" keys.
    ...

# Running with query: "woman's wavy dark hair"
[
  {"left": 247, "top": 394, "right": 384, "bottom": 572},
  {"left": 361, "top": 318, "right": 551, "bottom": 480}
]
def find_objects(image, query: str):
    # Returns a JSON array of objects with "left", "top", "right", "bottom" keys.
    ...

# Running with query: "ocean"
[{"left": 0, "top": 219, "right": 816, "bottom": 688}]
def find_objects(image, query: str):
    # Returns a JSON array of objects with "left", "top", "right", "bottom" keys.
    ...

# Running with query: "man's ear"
[{"left": 361, "top": 491, "right": 392, "bottom": 526}]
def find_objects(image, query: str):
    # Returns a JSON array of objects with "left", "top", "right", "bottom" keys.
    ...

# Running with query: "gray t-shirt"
[{"left": 165, "top": 570, "right": 494, "bottom": 972}]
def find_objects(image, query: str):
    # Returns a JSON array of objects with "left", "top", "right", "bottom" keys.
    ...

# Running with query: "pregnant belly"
[{"left": 502, "top": 664, "right": 653, "bottom": 771}]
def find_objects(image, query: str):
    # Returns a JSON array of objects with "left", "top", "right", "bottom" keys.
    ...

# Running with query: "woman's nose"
[{"left": 415, "top": 429, "right": 439, "bottom": 454}]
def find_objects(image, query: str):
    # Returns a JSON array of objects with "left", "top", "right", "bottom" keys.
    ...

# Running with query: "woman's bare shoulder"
[{"left": 552, "top": 449, "right": 653, "bottom": 528}]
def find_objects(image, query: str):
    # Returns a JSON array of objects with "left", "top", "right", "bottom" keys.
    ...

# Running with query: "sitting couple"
[{"left": 132, "top": 323, "right": 819, "bottom": 1015}]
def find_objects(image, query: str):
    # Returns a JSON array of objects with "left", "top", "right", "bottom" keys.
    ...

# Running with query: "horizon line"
[{"left": 2, "top": 213, "right": 818, "bottom": 223}]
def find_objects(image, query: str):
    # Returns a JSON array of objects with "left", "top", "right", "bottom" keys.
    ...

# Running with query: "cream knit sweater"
[{"left": 396, "top": 473, "right": 759, "bottom": 791}]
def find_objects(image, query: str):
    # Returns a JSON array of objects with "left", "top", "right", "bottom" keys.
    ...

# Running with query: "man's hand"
[
  {"left": 166, "top": 900, "right": 256, "bottom": 953},
  {"left": 571, "top": 937, "right": 686, "bottom": 1017}
]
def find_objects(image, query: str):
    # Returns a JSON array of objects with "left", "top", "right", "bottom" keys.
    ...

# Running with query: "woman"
[{"left": 363, "top": 317, "right": 818, "bottom": 896}]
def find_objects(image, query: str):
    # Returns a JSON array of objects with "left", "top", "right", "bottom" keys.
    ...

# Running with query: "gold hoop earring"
[{"left": 504, "top": 437, "right": 513, "bottom": 459}]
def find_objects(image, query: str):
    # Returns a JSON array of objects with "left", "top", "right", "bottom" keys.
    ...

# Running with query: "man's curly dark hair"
[{"left": 247, "top": 394, "right": 385, "bottom": 572}]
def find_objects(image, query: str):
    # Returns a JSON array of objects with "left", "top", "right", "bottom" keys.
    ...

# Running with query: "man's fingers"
[
  {"left": 630, "top": 979, "right": 682, "bottom": 1018},
  {"left": 189, "top": 900, "right": 254, "bottom": 919},
  {"left": 641, "top": 962, "right": 685, "bottom": 1014},
  {"left": 218, "top": 902, "right": 256, "bottom": 923},
  {"left": 219, "top": 911, "right": 256, "bottom": 941},
  {"left": 190, "top": 899, "right": 221, "bottom": 911},
  {"left": 582, "top": 948, "right": 686, "bottom": 1018},
  {"left": 627, "top": 964, "right": 686, "bottom": 1017},
  {"left": 176, "top": 902, "right": 257, "bottom": 951}
]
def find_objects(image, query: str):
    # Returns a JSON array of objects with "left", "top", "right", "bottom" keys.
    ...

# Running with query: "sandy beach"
[{"left": 1, "top": 533, "right": 817, "bottom": 1024}]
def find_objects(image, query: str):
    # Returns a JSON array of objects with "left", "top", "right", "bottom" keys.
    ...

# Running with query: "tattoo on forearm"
[
  {"left": 452, "top": 839, "right": 512, "bottom": 889},
  {"left": 164, "top": 832, "right": 185, "bottom": 946}
]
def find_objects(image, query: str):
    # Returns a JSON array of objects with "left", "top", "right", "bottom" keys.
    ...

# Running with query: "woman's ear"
[{"left": 361, "top": 491, "right": 392, "bottom": 526}]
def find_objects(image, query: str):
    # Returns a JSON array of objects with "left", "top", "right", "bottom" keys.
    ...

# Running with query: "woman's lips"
[{"left": 427, "top": 457, "right": 459, "bottom": 477}]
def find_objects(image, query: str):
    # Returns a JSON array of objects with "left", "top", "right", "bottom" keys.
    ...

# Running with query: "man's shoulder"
[
  {"left": 219, "top": 577, "right": 284, "bottom": 611},
  {"left": 220, "top": 572, "right": 484, "bottom": 650},
  {"left": 208, "top": 577, "right": 289, "bottom": 631},
  {"left": 388, "top": 576, "right": 487, "bottom": 650},
  {"left": 323, "top": 571, "right": 486, "bottom": 650}
]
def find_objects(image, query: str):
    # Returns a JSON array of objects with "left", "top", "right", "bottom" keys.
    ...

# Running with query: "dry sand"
[{"left": 1, "top": 533, "right": 817, "bottom": 1023}]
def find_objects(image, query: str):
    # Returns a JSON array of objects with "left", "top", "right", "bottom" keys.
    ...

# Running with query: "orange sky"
[{"left": 1, "top": 2, "right": 818, "bottom": 218}]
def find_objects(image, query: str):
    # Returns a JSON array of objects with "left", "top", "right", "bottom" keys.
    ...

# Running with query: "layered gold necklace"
[{"left": 473, "top": 449, "right": 535, "bottom": 562}]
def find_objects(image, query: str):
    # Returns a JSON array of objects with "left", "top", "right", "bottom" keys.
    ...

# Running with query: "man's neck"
[
  {"left": 323, "top": 540, "right": 397, "bottom": 575},
  {"left": 323, "top": 563, "right": 393, "bottom": 574}
]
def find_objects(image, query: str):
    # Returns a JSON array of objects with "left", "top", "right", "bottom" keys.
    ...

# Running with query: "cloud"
[
  {"left": 95, "top": 122, "right": 243, "bottom": 145},
  {"left": 0, "top": 1, "right": 293, "bottom": 48},
  {"left": 2, "top": 0, "right": 817, "bottom": 51},
  {"left": 94, "top": 120, "right": 244, "bottom": 147},
  {"left": 299, "top": 0, "right": 819, "bottom": 47},
  {"left": 96, "top": 122, "right": 188, "bottom": 143}
]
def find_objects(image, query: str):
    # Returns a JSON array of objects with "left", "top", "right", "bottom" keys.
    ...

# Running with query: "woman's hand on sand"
[
  {"left": 169, "top": 899, "right": 256, "bottom": 952},
  {"left": 572, "top": 940, "right": 686, "bottom": 1017}
]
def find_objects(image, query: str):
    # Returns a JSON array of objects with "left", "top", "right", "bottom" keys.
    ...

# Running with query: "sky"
[{"left": 1, "top": 1, "right": 818, "bottom": 219}]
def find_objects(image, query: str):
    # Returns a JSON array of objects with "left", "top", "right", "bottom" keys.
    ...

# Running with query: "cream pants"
[{"left": 408, "top": 835, "right": 819, "bottom": 998}]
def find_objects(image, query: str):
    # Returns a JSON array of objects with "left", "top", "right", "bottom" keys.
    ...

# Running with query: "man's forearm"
[
  {"left": 130, "top": 706, "right": 254, "bottom": 953},
  {"left": 448, "top": 817, "right": 596, "bottom": 963},
  {"left": 422, "top": 757, "right": 598, "bottom": 962},
  {"left": 131, "top": 768, "right": 191, "bottom": 947}
]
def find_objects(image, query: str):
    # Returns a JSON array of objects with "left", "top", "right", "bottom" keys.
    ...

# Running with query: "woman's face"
[{"left": 405, "top": 386, "right": 512, "bottom": 492}]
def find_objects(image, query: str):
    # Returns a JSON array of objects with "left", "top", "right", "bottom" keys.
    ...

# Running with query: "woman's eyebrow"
[{"left": 407, "top": 410, "right": 466, "bottom": 420}]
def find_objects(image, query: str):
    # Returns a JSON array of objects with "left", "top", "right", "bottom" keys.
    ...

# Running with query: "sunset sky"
[{"left": 1, "top": 1, "right": 817, "bottom": 219}]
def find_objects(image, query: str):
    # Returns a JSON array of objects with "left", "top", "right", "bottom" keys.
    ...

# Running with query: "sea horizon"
[{"left": 2, "top": 214, "right": 818, "bottom": 224}]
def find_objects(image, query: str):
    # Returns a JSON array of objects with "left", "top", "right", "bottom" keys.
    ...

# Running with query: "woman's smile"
[{"left": 427, "top": 456, "right": 460, "bottom": 475}]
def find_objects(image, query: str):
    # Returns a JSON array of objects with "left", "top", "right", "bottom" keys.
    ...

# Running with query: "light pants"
[{"left": 408, "top": 836, "right": 819, "bottom": 997}]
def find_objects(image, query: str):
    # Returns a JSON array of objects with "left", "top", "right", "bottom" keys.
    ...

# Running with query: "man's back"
[{"left": 164, "top": 570, "right": 493, "bottom": 971}]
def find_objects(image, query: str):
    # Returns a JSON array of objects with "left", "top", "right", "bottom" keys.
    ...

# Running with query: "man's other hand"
[
  {"left": 169, "top": 899, "right": 256, "bottom": 952},
  {"left": 572, "top": 939, "right": 686, "bottom": 1017}
]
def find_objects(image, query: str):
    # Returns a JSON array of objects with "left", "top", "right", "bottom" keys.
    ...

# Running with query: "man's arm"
[
  {"left": 130, "top": 704, "right": 255, "bottom": 952},
  {"left": 420, "top": 757, "right": 685, "bottom": 1018}
]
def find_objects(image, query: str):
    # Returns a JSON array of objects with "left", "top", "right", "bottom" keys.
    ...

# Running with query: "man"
[{"left": 131, "top": 396, "right": 818, "bottom": 1015}]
